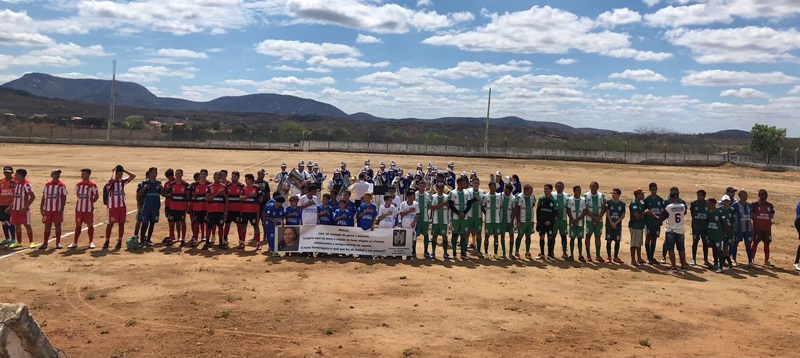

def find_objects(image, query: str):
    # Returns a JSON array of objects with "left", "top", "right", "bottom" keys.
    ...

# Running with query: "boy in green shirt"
[
  {"left": 515, "top": 184, "right": 536, "bottom": 260},
  {"left": 583, "top": 181, "right": 606, "bottom": 263},
  {"left": 482, "top": 182, "right": 503, "bottom": 258},
  {"left": 719, "top": 195, "right": 735, "bottom": 270},
  {"left": 706, "top": 198, "right": 727, "bottom": 272},
  {"left": 605, "top": 188, "right": 626, "bottom": 263},
  {"left": 566, "top": 185, "right": 587, "bottom": 262},
  {"left": 501, "top": 184, "right": 517, "bottom": 259},
  {"left": 643, "top": 182, "right": 665, "bottom": 265},
  {"left": 690, "top": 190, "right": 710, "bottom": 267},
  {"left": 554, "top": 181, "right": 570, "bottom": 259}
]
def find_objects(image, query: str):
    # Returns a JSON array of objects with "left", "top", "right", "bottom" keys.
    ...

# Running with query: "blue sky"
[{"left": 1, "top": 0, "right": 800, "bottom": 135}]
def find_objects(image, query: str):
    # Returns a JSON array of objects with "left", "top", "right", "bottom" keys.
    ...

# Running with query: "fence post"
[
  {"left": 624, "top": 142, "right": 627, "bottom": 159},
  {"left": 683, "top": 144, "right": 686, "bottom": 160},
  {"left": 795, "top": 148, "right": 798, "bottom": 166}
]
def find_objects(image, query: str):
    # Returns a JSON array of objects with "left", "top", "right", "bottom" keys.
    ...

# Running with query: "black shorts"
[
  {"left": 226, "top": 211, "right": 240, "bottom": 224},
  {"left": 207, "top": 212, "right": 225, "bottom": 227},
  {"left": 0, "top": 206, "right": 9, "bottom": 222},
  {"left": 167, "top": 209, "right": 186, "bottom": 223},
  {"left": 665, "top": 232, "right": 685, "bottom": 252},
  {"left": 192, "top": 211, "right": 207, "bottom": 224},
  {"left": 536, "top": 223, "right": 553, "bottom": 236},
  {"left": 238, "top": 213, "right": 258, "bottom": 226}
]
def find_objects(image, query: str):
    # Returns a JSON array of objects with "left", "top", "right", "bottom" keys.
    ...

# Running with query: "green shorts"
[
  {"left": 569, "top": 224, "right": 584, "bottom": 239},
  {"left": 416, "top": 221, "right": 430, "bottom": 237},
  {"left": 432, "top": 223, "right": 449, "bottom": 237},
  {"left": 451, "top": 219, "right": 469, "bottom": 235},
  {"left": 468, "top": 216, "right": 483, "bottom": 232},
  {"left": 585, "top": 220, "right": 603, "bottom": 237},
  {"left": 554, "top": 219, "right": 567, "bottom": 236},
  {"left": 501, "top": 221, "right": 515, "bottom": 234},
  {"left": 485, "top": 223, "right": 501, "bottom": 236},
  {"left": 517, "top": 222, "right": 534, "bottom": 235}
]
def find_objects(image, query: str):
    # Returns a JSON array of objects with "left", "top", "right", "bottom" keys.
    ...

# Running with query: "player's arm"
[
  {"left": 91, "top": 187, "right": 99, "bottom": 204},
  {"left": 577, "top": 205, "right": 587, "bottom": 221},
  {"left": 122, "top": 169, "right": 136, "bottom": 184},
  {"left": 658, "top": 208, "right": 668, "bottom": 223},
  {"left": 39, "top": 188, "right": 45, "bottom": 213},
  {"left": 59, "top": 187, "right": 67, "bottom": 213},
  {"left": 616, "top": 207, "right": 626, "bottom": 226}
]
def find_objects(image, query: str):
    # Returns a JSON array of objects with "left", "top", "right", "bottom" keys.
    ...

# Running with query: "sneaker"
[
  {"left": 547, "top": 255, "right": 556, "bottom": 261},
  {"left": 145, "top": 240, "right": 154, "bottom": 247},
  {"left": 37, "top": 243, "right": 46, "bottom": 250},
  {"left": 733, "top": 260, "right": 739, "bottom": 267},
  {"left": 201, "top": 242, "right": 211, "bottom": 250},
  {"left": 443, "top": 254, "right": 453, "bottom": 260},
  {"left": 178, "top": 240, "right": 186, "bottom": 248},
  {"left": 189, "top": 239, "right": 198, "bottom": 247},
  {"left": 67, "top": 243, "right": 78, "bottom": 249},
  {"left": 586, "top": 256, "right": 593, "bottom": 263},
  {"left": 499, "top": 255, "right": 506, "bottom": 260},
  {"left": 568, "top": 255, "right": 574, "bottom": 262},
  {"left": 8, "top": 242, "right": 21, "bottom": 249},
  {"left": 255, "top": 244, "right": 262, "bottom": 251},
  {"left": 597, "top": 256, "right": 606, "bottom": 263},
  {"left": 578, "top": 256, "right": 586, "bottom": 263},
  {"left": 477, "top": 252, "right": 484, "bottom": 259},
  {"left": 509, "top": 254, "right": 516, "bottom": 260},
  {"left": 661, "top": 257, "right": 667, "bottom": 264},
  {"left": 690, "top": 260, "right": 697, "bottom": 266},
  {"left": 29, "top": 242, "right": 38, "bottom": 249},
  {"left": 534, "top": 253, "right": 543, "bottom": 260},
  {"left": 423, "top": 252, "right": 431, "bottom": 259},
  {"left": 102, "top": 241, "right": 110, "bottom": 249},
  {"left": 0, "top": 239, "right": 11, "bottom": 246},
  {"left": 429, "top": 254, "right": 436, "bottom": 260},
  {"left": 794, "top": 263, "right": 800, "bottom": 272},
  {"left": 765, "top": 260, "right": 774, "bottom": 267},
  {"left": 728, "top": 265, "right": 733, "bottom": 271},
  {"left": 88, "top": 243, "right": 96, "bottom": 249},
  {"left": 613, "top": 257, "right": 623, "bottom": 264},
  {"left": 460, "top": 254, "right": 468, "bottom": 260},
  {"left": 561, "top": 253, "right": 569, "bottom": 260},
  {"left": 114, "top": 241, "right": 122, "bottom": 250},
  {"left": 164, "top": 238, "right": 175, "bottom": 246},
  {"left": 716, "top": 268, "right": 724, "bottom": 273},
  {"left": 748, "top": 261, "right": 754, "bottom": 268},
  {"left": 236, "top": 243, "right": 246, "bottom": 250},
  {"left": 704, "top": 261, "right": 712, "bottom": 267},
  {"left": 272, "top": 252, "right": 280, "bottom": 257}
]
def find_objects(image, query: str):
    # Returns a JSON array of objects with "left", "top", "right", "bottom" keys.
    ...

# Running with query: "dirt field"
[{"left": 1, "top": 143, "right": 799, "bottom": 358}]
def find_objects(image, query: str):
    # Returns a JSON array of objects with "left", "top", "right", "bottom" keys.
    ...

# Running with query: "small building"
[{"left": 148, "top": 121, "right": 163, "bottom": 129}]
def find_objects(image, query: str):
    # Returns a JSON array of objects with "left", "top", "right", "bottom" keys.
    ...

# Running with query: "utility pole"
[
  {"left": 484, "top": 88, "right": 491, "bottom": 155},
  {"left": 107, "top": 59, "right": 116, "bottom": 141}
]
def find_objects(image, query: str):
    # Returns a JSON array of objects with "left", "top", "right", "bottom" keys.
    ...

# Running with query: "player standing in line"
[
  {"left": 355, "top": 193, "right": 378, "bottom": 258},
  {"left": 318, "top": 193, "right": 335, "bottom": 226},
  {"left": 643, "top": 182, "right": 665, "bottom": 265},
  {"left": 205, "top": 172, "right": 227, "bottom": 250},
  {"left": 104, "top": 165, "right": 136, "bottom": 250},
  {"left": 239, "top": 174, "right": 263, "bottom": 250},
  {"left": 553, "top": 182, "right": 569, "bottom": 260},
  {"left": 467, "top": 178, "right": 485, "bottom": 257},
  {"left": 706, "top": 199, "right": 727, "bottom": 273},
  {"left": 751, "top": 189, "right": 775, "bottom": 267},
  {"left": 7, "top": 169, "right": 35, "bottom": 249},
  {"left": 166, "top": 169, "right": 189, "bottom": 246},
  {"left": 39, "top": 169, "right": 68, "bottom": 250},
  {"left": 482, "top": 181, "right": 502, "bottom": 259},
  {"left": 689, "top": 190, "right": 710, "bottom": 267},
  {"left": 718, "top": 195, "right": 736, "bottom": 270},
  {"left": 399, "top": 190, "right": 420, "bottom": 259},
  {"left": 448, "top": 176, "right": 473, "bottom": 260},
  {"left": 224, "top": 171, "right": 246, "bottom": 249},
  {"left": 536, "top": 184, "right": 557, "bottom": 261},
  {"left": 377, "top": 194, "right": 398, "bottom": 229},
  {"left": 333, "top": 199, "right": 352, "bottom": 229},
  {"left": 660, "top": 190, "right": 688, "bottom": 271},
  {"left": 162, "top": 169, "right": 175, "bottom": 227},
  {"left": 429, "top": 180, "right": 449, "bottom": 259},
  {"left": 71, "top": 169, "right": 99, "bottom": 249},
  {"left": 583, "top": 182, "right": 606, "bottom": 263},
  {"left": 188, "top": 171, "right": 209, "bottom": 247},
  {"left": 414, "top": 181, "right": 433, "bottom": 259},
  {"left": 500, "top": 184, "right": 517, "bottom": 259},
  {"left": 130, "top": 170, "right": 146, "bottom": 244},
  {"left": 566, "top": 185, "right": 587, "bottom": 262},
  {"left": 137, "top": 168, "right": 162, "bottom": 248},
  {"left": 731, "top": 190, "right": 754, "bottom": 267},
  {"left": 513, "top": 184, "right": 536, "bottom": 260},
  {"left": 794, "top": 198, "right": 800, "bottom": 271},
  {"left": 0, "top": 166, "right": 16, "bottom": 247},
  {"left": 263, "top": 196, "right": 285, "bottom": 256},
  {"left": 628, "top": 189, "right": 646, "bottom": 265},
  {"left": 604, "top": 188, "right": 626, "bottom": 264}
]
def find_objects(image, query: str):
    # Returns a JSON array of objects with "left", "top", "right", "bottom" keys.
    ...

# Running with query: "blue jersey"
[
  {"left": 318, "top": 204, "right": 335, "bottom": 225},
  {"left": 263, "top": 203, "right": 284, "bottom": 231},
  {"left": 345, "top": 200, "right": 356, "bottom": 214},
  {"left": 731, "top": 201, "right": 753, "bottom": 233},
  {"left": 357, "top": 203, "right": 378, "bottom": 230},
  {"left": 284, "top": 206, "right": 302, "bottom": 226},
  {"left": 334, "top": 208, "right": 352, "bottom": 226},
  {"left": 137, "top": 180, "right": 162, "bottom": 210}
]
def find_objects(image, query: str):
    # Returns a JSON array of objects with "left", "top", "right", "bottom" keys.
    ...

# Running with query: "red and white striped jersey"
[
  {"left": 12, "top": 180, "right": 33, "bottom": 211},
  {"left": 106, "top": 179, "right": 129, "bottom": 209},
  {"left": 75, "top": 181, "right": 98, "bottom": 213},
  {"left": 42, "top": 180, "right": 67, "bottom": 212}
]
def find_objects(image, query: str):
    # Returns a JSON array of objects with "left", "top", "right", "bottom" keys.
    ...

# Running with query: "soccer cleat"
[
  {"left": 597, "top": 256, "right": 606, "bottom": 263},
  {"left": 703, "top": 261, "right": 711, "bottom": 267},
  {"left": 568, "top": 255, "right": 574, "bottom": 262},
  {"left": 56, "top": 243, "right": 63, "bottom": 249},
  {"left": 29, "top": 242, "right": 37, "bottom": 249},
  {"left": 716, "top": 268, "right": 724, "bottom": 273},
  {"left": 201, "top": 242, "right": 211, "bottom": 250},
  {"left": 255, "top": 244, "right": 262, "bottom": 251},
  {"left": 37, "top": 243, "right": 46, "bottom": 250},
  {"left": 145, "top": 240, "right": 154, "bottom": 247},
  {"left": 423, "top": 252, "right": 431, "bottom": 259},
  {"left": 561, "top": 253, "right": 569, "bottom": 260},
  {"left": 509, "top": 254, "right": 516, "bottom": 260},
  {"left": 578, "top": 256, "right": 586, "bottom": 263},
  {"left": 444, "top": 254, "right": 453, "bottom": 260},
  {"left": 0, "top": 239, "right": 10, "bottom": 246},
  {"left": 661, "top": 257, "right": 667, "bottom": 264},
  {"left": 499, "top": 255, "right": 506, "bottom": 260},
  {"left": 67, "top": 243, "right": 77, "bottom": 249},
  {"left": 690, "top": 260, "right": 697, "bottom": 266},
  {"left": 88, "top": 243, "right": 96, "bottom": 249},
  {"left": 8, "top": 242, "right": 21, "bottom": 249},
  {"left": 531, "top": 253, "right": 539, "bottom": 260},
  {"left": 114, "top": 241, "right": 122, "bottom": 250},
  {"left": 547, "top": 255, "right": 556, "bottom": 262},
  {"left": 586, "top": 256, "right": 593, "bottom": 263},
  {"left": 794, "top": 263, "right": 800, "bottom": 271},
  {"left": 460, "top": 254, "right": 468, "bottom": 260},
  {"left": 613, "top": 257, "right": 624, "bottom": 264},
  {"left": 732, "top": 260, "right": 739, "bottom": 267},
  {"left": 236, "top": 243, "right": 246, "bottom": 250},
  {"left": 102, "top": 241, "right": 110, "bottom": 249},
  {"left": 272, "top": 252, "right": 280, "bottom": 257},
  {"left": 179, "top": 240, "right": 186, "bottom": 248},
  {"left": 765, "top": 260, "right": 774, "bottom": 267},
  {"left": 429, "top": 254, "right": 436, "bottom": 260},
  {"left": 189, "top": 239, "right": 199, "bottom": 247},
  {"left": 477, "top": 252, "right": 484, "bottom": 259}
]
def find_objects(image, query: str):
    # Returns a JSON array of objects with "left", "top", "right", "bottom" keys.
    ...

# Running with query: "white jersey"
[
  {"left": 392, "top": 196, "right": 402, "bottom": 210},
  {"left": 566, "top": 196, "right": 586, "bottom": 227},
  {"left": 430, "top": 193, "right": 450, "bottom": 225},
  {"left": 515, "top": 194, "right": 536, "bottom": 224},
  {"left": 482, "top": 193, "right": 503, "bottom": 224},
  {"left": 554, "top": 192, "right": 569, "bottom": 221},
  {"left": 449, "top": 189, "right": 470, "bottom": 221},
  {"left": 663, "top": 203, "right": 687, "bottom": 235},
  {"left": 467, "top": 188, "right": 485, "bottom": 219},
  {"left": 378, "top": 205, "right": 397, "bottom": 228},
  {"left": 399, "top": 201, "right": 419, "bottom": 228},
  {"left": 298, "top": 195, "right": 319, "bottom": 226}
]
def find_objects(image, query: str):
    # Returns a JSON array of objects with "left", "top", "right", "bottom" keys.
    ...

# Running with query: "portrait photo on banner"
[{"left": 277, "top": 225, "right": 301, "bottom": 252}]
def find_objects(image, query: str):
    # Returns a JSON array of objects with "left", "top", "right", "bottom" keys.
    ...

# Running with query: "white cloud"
[
  {"left": 720, "top": 88, "right": 770, "bottom": 98},
  {"left": 596, "top": 8, "right": 642, "bottom": 28},
  {"left": 180, "top": 85, "right": 248, "bottom": 102},
  {"left": 255, "top": 39, "right": 360, "bottom": 61},
  {"left": 117, "top": 66, "right": 198, "bottom": 83},
  {"left": 645, "top": 0, "right": 800, "bottom": 27},
  {"left": 355, "top": 67, "right": 470, "bottom": 94},
  {"left": 156, "top": 48, "right": 208, "bottom": 59},
  {"left": 0, "top": 9, "right": 54, "bottom": 46},
  {"left": 269, "top": 65, "right": 305, "bottom": 72},
  {"left": 790, "top": 86, "right": 800, "bottom": 95},
  {"left": 642, "top": 0, "right": 661, "bottom": 6},
  {"left": 28, "top": 43, "right": 108, "bottom": 58},
  {"left": 682, "top": 70, "right": 799, "bottom": 87},
  {"left": 433, "top": 60, "right": 532, "bottom": 80},
  {"left": 356, "top": 34, "right": 382, "bottom": 44},
  {"left": 223, "top": 76, "right": 336, "bottom": 93},
  {"left": 609, "top": 69, "right": 667, "bottom": 82},
  {"left": 422, "top": 5, "right": 668, "bottom": 62},
  {"left": 451, "top": 11, "right": 475, "bottom": 23},
  {"left": 665, "top": 27, "right": 800, "bottom": 64},
  {"left": 306, "top": 56, "right": 390, "bottom": 68},
  {"left": 489, "top": 73, "right": 588, "bottom": 89},
  {"left": 0, "top": 73, "right": 22, "bottom": 84},
  {"left": 0, "top": 54, "right": 82, "bottom": 70},
  {"left": 555, "top": 58, "right": 577, "bottom": 65},
  {"left": 593, "top": 82, "right": 637, "bottom": 91},
  {"left": 206, "top": 48, "right": 225, "bottom": 53},
  {"left": 416, "top": 0, "right": 431, "bottom": 6}
]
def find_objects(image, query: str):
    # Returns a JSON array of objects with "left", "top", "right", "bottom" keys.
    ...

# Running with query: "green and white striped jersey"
[
  {"left": 516, "top": 193, "right": 536, "bottom": 224},
  {"left": 583, "top": 192, "right": 606, "bottom": 216},
  {"left": 431, "top": 193, "right": 449, "bottom": 225},
  {"left": 566, "top": 196, "right": 586, "bottom": 227},
  {"left": 416, "top": 191, "right": 432, "bottom": 223},
  {"left": 468, "top": 188, "right": 485, "bottom": 219},
  {"left": 482, "top": 193, "right": 503, "bottom": 224},
  {"left": 554, "top": 192, "right": 568, "bottom": 221},
  {"left": 501, "top": 193, "right": 515, "bottom": 224},
  {"left": 449, "top": 189, "right": 470, "bottom": 221}
]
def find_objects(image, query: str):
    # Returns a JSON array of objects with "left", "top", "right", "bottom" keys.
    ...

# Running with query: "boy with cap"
[
  {"left": 628, "top": 188, "right": 646, "bottom": 265},
  {"left": 39, "top": 169, "right": 68, "bottom": 250},
  {"left": 751, "top": 189, "right": 775, "bottom": 267},
  {"left": 72, "top": 168, "right": 99, "bottom": 249},
  {"left": 105, "top": 165, "right": 136, "bottom": 249},
  {"left": 7, "top": 169, "right": 35, "bottom": 248},
  {"left": 0, "top": 166, "right": 16, "bottom": 247}
]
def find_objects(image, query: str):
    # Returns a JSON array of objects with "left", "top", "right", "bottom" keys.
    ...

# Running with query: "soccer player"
[
  {"left": 284, "top": 196, "right": 302, "bottom": 226},
  {"left": 482, "top": 181, "right": 503, "bottom": 258},
  {"left": 39, "top": 169, "right": 68, "bottom": 250},
  {"left": 565, "top": 185, "right": 586, "bottom": 262},
  {"left": 448, "top": 176, "right": 473, "bottom": 259},
  {"left": 72, "top": 168, "right": 99, "bottom": 249},
  {"left": 415, "top": 181, "right": 433, "bottom": 259},
  {"left": 104, "top": 165, "right": 136, "bottom": 250},
  {"left": 500, "top": 183, "right": 517, "bottom": 259},
  {"left": 628, "top": 189, "right": 646, "bottom": 265},
  {"left": 583, "top": 182, "right": 606, "bottom": 263},
  {"left": 378, "top": 194, "right": 398, "bottom": 228},
  {"left": 467, "top": 178, "right": 485, "bottom": 257},
  {"left": 317, "top": 193, "right": 335, "bottom": 226},
  {"left": 660, "top": 190, "right": 688, "bottom": 271},
  {"left": 731, "top": 190, "right": 754, "bottom": 267},
  {"left": 794, "top": 198, "right": 800, "bottom": 271},
  {"left": 255, "top": 169, "right": 272, "bottom": 204},
  {"left": 553, "top": 182, "right": 569, "bottom": 260},
  {"left": 7, "top": 169, "right": 35, "bottom": 249},
  {"left": 536, "top": 184, "right": 557, "bottom": 261},
  {"left": 333, "top": 199, "right": 352, "bottom": 228},
  {"left": 223, "top": 171, "right": 245, "bottom": 249},
  {"left": 137, "top": 167, "right": 162, "bottom": 248},
  {"left": 399, "top": 190, "right": 419, "bottom": 259},
  {"left": 689, "top": 190, "right": 710, "bottom": 267},
  {"left": 166, "top": 169, "right": 189, "bottom": 246},
  {"left": 430, "top": 181, "right": 449, "bottom": 259},
  {"left": 205, "top": 172, "right": 227, "bottom": 250},
  {"left": 239, "top": 174, "right": 263, "bottom": 250},
  {"left": 604, "top": 188, "right": 626, "bottom": 263},
  {"left": 341, "top": 190, "right": 356, "bottom": 221},
  {"left": 513, "top": 184, "right": 535, "bottom": 260},
  {"left": 263, "top": 196, "right": 285, "bottom": 256},
  {"left": 162, "top": 168, "right": 175, "bottom": 224},
  {"left": 719, "top": 195, "right": 735, "bottom": 270},
  {"left": 0, "top": 166, "right": 15, "bottom": 247},
  {"left": 188, "top": 171, "right": 209, "bottom": 247},
  {"left": 643, "top": 182, "right": 665, "bottom": 265},
  {"left": 356, "top": 193, "right": 378, "bottom": 233},
  {"left": 751, "top": 189, "right": 775, "bottom": 267},
  {"left": 706, "top": 198, "right": 727, "bottom": 273}
]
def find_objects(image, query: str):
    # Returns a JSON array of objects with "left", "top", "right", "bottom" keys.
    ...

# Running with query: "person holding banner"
[
  {"left": 333, "top": 199, "right": 352, "bottom": 227},
  {"left": 341, "top": 190, "right": 356, "bottom": 222},
  {"left": 318, "top": 194, "right": 335, "bottom": 226},
  {"left": 263, "top": 196, "right": 285, "bottom": 256},
  {"left": 378, "top": 195, "right": 398, "bottom": 229},
  {"left": 285, "top": 196, "right": 301, "bottom": 226},
  {"left": 430, "top": 178, "right": 450, "bottom": 260},
  {"left": 356, "top": 193, "right": 378, "bottom": 258},
  {"left": 299, "top": 185, "right": 320, "bottom": 226},
  {"left": 399, "top": 190, "right": 419, "bottom": 259}
]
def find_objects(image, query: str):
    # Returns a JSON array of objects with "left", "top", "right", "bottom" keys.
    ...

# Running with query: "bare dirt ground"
[{"left": 1, "top": 143, "right": 799, "bottom": 358}]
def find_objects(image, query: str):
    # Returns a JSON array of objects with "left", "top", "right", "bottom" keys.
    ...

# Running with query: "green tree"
[
  {"left": 330, "top": 127, "right": 349, "bottom": 137},
  {"left": 750, "top": 123, "right": 786, "bottom": 164},
  {"left": 279, "top": 120, "right": 308, "bottom": 142},
  {"left": 233, "top": 124, "right": 247, "bottom": 134},
  {"left": 121, "top": 115, "right": 145, "bottom": 129}
]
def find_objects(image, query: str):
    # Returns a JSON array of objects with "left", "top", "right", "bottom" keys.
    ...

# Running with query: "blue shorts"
[{"left": 735, "top": 231, "right": 753, "bottom": 243}]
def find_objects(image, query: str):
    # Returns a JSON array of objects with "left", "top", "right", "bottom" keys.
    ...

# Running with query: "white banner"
[{"left": 276, "top": 225, "right": 413, "bottom": 256}]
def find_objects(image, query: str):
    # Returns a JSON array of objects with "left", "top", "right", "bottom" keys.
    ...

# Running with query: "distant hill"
[{"left": 1, "top": 73, "right": 348, "bottom": 117}]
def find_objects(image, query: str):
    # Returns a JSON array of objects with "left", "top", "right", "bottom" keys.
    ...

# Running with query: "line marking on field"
[{"left": 0, "top": 154, "right": 282, "bottom": 260}]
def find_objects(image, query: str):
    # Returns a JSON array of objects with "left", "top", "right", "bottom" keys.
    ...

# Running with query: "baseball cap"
[
  {"left": 2, "top": 166, "right": 12, "bottom": 173},
  {"left": 51, "top": 169, "right": 62, "bottom": 174},
  {"left": 379, "top": 161, "right": 386, "bottom": 167},
  {"left": 298, "top": 160, "right": 305, "bottom": 166},
  {"left": 306, "top": 161, "right": 313, "bottom": 166},
  {"left": 721, "top": 195, "right": 731, "bottom": 202},
  {"left": 334, "top": 169, "right": 341, "bottom": 174},
  {"left": 341, "top": 161, "right": 346, "bottom": 166},
  {"left": 365, "top": 159, "right": 371, "bottom": 165},
  {"left": 725, "top": 186, "right": 737, "bottom": 193},
  {"left": 257, "top": 169, "right": 266, "bottom": 174},
  {"left": 496, "top": 170, "right": 502, "bottom": 176},
  {"left": 313, "top": 163, "right": 319, "bottom": 169},
  {"left": 390, "top": 161, "right": 396, "bottom": 166},
  {"left": 280, "top": 162, "right": 287, "bottom": 167},
  {"left": 448, "top": 161, "right": 454, "bottom": 167}
]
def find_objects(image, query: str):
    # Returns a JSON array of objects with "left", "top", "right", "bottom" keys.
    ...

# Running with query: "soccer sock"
[
  {"left": 538, "top": 238, "right": 544, "bottom": 255},
  {"left": 764, "top": 243, "right": 770, "bottom": 262},
  {"left": 476, "top": 235, "right": 483, "bottom": 254},
  {"left": 614, "top": 241, "right": 620, "bottom": 258},
  {"left": 74, "top": 226, "right": 81, "bottom": 243},
  {"left": 702, "top": 237, "right": 709, "bottom": 262},
  {"left": 493, "top": 237, "right": 499, "bottom": 255},
  {"left": 26, "top": 228, "right": 33, "bottom": 243},
  {"left": 55, "top": 227, "right": 61, "bottom": 245},
  {"left": 661, "top": 241, "right": 667, "bottom": 259},
  {"left": 140, "top": 222, "right": 149, "bottom": 242},
  {"left": 191, "top": 222, "right": 199, "bottom": 239},
  {"left": 43, "top": 227, "right": 51, "bottom": 245},
  {"left": 146, "top": 222, "right": 155, "bottom": 243},
  {"left": 2, "top": 223, "right": 9, "bottom": 241},
  {"left": 436, "top": 235, "right": 443, "bottom": 254},
  {"left": 514, "top": 235, "right": 522, "bottom": 253},
  {"left": 606, "top": 240, "right": 612, "bottom": 259},
  {"left": 105, "top": 225, "right": 112, "bottom": 243},
  {"left": 745, "top": 241, "right": 754, "bottom": 262},
  {"left": 585, "top": 238, "right": 591, "bottom": 257},
  {"left": 118, "top": 224, "right": 124, "bottom": 241},
  {"left": 460, "top": 234, "right": 468, "bottom": 255},
  {"left": 134, "top": 222, "right": 140, "bottom": 236},
  {"left": 87, "top": 225, "right": 94, "bottom": 242},
  {"left": 577, "top": 238, "right": 583, "bottom": 257},
  {"left": 169, "top": 223, "right": 176, "bottom": 240},
  {"left": 423, "top": 235, "right": 430, "bottom": 253},
  {"left": 595, "top": 241, "right": 601, "bottom": 258},
  {"left": 450, "top": 233, "right": 457, "bottom": 256},
  {"left": 691, "top": 238, "right": 699, "bottom": 262},
  {"left": 547, "top": 237, "right": 555, "bottom": 257},
  {"left": 8, "top": 224, "right": 15, "bottom": 242},
  {"left": 795, "top": 245, "right": 800, "bottom": 264},
  {"left": 561, "top": 234, "right": 567, "bottom": 255},
  {"left": 730, "top": 242, "right": 738, "bottom": 261},
  {"left": 239, "top": 225, "right": 246, "bottom": 245},
  {"left": 500, "top": 236, "right": 506, "bottom": 256},
  {"left": 569, "top": 237, "right": 575, "bottom": 256}
]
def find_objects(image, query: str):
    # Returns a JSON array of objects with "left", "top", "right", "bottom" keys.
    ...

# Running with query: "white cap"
[
  {"left": 365, "top": 159, "right": 371, "bottom": 165},
  {"left": 299, "top": 160, "right": 305, "bottom": 165},
  {"left": 334, "top": 169, "right": 341, "bottom": 174},
  {"left": 496, "top": 170, "right": 502, "bottom": 176},
  {"left": 390, "top": 161, "right": 396, "bottom": 166},
  {"left": 380, "top": 161, "right": 386, "bottom": 167},
  {"left": 280, "top": 162, "right": 287, "bottom": 167},
  {"left": 417, "top": 163, "right": 423, "bottom": 168},
  {"left": 313, "top": 163, "right": 319, "bottom": 169},
  {"left": 721, "top": 195, "right": 731, "bottom": 202},
  {"left": 341, "top": 162, "right": 346, "bottom": 166},
  {"left": 307, "top": 161, "right": 313, "bottom": 166},
  {"left": 448, "top": 161, "right": 454, "bottom": 167}
]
